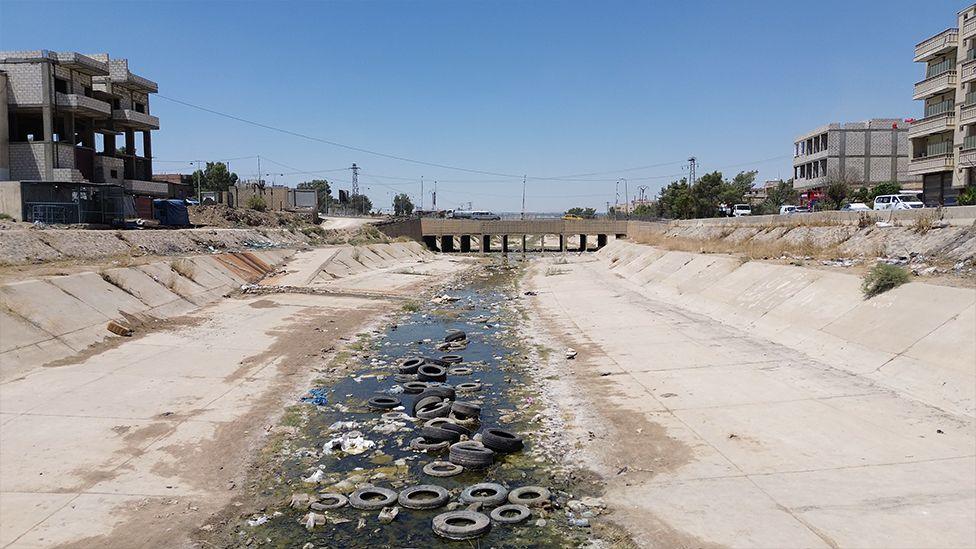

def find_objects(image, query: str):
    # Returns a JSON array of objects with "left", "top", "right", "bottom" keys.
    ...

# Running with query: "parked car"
[
  {"left": 470, "top": 211, "right": 501, "bottom": 220},
  {"left": 841, "top": 202, "right": 871, "bottom": 212},
  {"left": 732, "top": 203, "right": 751, "bottom": 217},
  {"left": 874, "top": 194, "right": 924, "bottom": 210},
  {"left": 780, "top": 205, "right": 797, "bottom": 215}
]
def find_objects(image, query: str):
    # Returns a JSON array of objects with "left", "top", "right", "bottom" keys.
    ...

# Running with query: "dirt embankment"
[
  {"left": 187, "top": 204, "right": 314, "bottom": 229},
  {"left": 629, "top": 220, "right": 976, "bottom": 278}
]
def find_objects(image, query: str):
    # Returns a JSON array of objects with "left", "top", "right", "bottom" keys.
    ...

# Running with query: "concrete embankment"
[
  {"left": 0, "top": 248, "right": 294, "bottom": 380},
  {"left": 597, "top": 240, "right": 976, "bottom": 416}
]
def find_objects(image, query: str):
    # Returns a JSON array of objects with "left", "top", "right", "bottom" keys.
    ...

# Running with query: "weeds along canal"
[{"left": 223, "top": 258, "right": 613, "bottom": 548}]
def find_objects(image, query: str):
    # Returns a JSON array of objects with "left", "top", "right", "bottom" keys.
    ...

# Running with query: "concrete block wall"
[
  {"left": 0, "top": 61, "right": 44, "bottom": 104},
  {"left": 596, "top": 240, "right": 976, "bottom": 416},
  {"left": 8, "top": 142, "right": 47, "bottom": 180}
]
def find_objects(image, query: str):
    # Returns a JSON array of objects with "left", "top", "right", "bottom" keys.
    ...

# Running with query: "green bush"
[
  {"left": 245, "top": 195, "right": 268, "bottom": 212},
  {"left": 958, "top": 185, "right": 976, "bottom": 206},
  {"left": 861, "top": 263, "right": 910, "bottom": 298}
]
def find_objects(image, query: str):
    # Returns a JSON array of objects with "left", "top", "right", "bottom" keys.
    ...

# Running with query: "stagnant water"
[{"left": 232, "top": 262, "right": 597, "bottom": 548}]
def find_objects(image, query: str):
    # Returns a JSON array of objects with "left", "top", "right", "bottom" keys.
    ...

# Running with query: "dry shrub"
[{"left": 862, "top": 263, "right": 909, "bottom": 298}]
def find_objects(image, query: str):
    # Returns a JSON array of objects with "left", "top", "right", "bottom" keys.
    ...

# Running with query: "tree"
[
  {"left": 393, "top": 193, "right": 414, "bottom": 216},
  {"left": 755, "top": 179, "right": 798, "bottom": 215},
  {"left": 718, "top": 171, "right": 758, "bottom": 208},
  {"left": 297, "top": 179, "right": 331, "bottom": 211},
  {"left": 959, "top": 184, "right": 976, "bottom": 206},
  {"left": 245, "top": 195, "right": 267, "bottom": 212},
  {"left": 631, "top": 202, "right": 659, "bottom": 218},
  {"left": 349, "top": 193, "right": 372, "bottom": 215},
  {"left": 821, "top": 179, "right": 850, "bottom": 210},
  {"left": 657, "top": 179, "right": 694, "bottom": 219},
  {"left": 190, "top": 162, "right": 240, "bottom": 194},
  {"left": 565, "top": 207, "right": 597, "bottom": 218},
  {"left": 869, "top": 181, "right": 901, "bottom": 199}
]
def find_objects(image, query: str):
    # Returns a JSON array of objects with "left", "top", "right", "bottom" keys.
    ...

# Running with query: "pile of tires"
[{"left": 448, "top": 440, "right": 495, "bottom": 469}]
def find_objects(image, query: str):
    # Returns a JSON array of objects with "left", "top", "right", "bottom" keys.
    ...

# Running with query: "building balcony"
[
  {"left": 55, "top": 92, "right": 112, "bottom": 118},
  {"left": 963, "top": 58, "right": 976, "bottom": 84},
  {"left": 908, "top": 153, "right": 955, "bottom": 175},
  {"left": 908, "top": 112, "right": 956, "bottom": 139},
  {"left": 913, "top": 71, "right": 957, "bottom": 100},
  {"left": 111, "top": 109, "right": 160, "bottom": 130},
  {"left": 122, "top": 155, "right": 152, "bottom": 181},
  {"left": 964, "top": 16, "right": 976, "bottom": 39},
  {"left": 914, "top": 28, "right": 959, "bottom": 62},
  {"left": 961, "top": 103, "right": 976, "bottom": 126}
]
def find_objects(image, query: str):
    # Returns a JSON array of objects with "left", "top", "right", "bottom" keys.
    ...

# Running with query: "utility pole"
[
  {"left": 687, "top": 156, "right": 697, "bottom": 185},
  {"left": 257, "top": 155, "right": 261, "bottom": 185},
  {"left": 351, "top": 163, "right": 359, "bottom": 195},
  {"left": 420, "top": 176, "right": 424, "bottom": 211},
  {"left": 194, "top": 161, "right": 202, "bottom": 200},
  {"left": 623, "top": 179, "right": 629, "bottom": 219},
  {"left": 638, "top": 185, "right": 648, "bottom": 203},
  {"left": 432, "top": 181, "right": 437, "bottom": 210},
  {"left": 521, "top": 175, "right": 526, "bottom": 220}
]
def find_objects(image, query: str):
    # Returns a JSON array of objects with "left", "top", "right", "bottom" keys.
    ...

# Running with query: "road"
[{"left": 319, "top": 216, "right": 379, "bottom": 230}]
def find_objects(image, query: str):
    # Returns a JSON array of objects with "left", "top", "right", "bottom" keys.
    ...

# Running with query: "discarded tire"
[
  {"left": 401, "top": 381, "right": 429, "bottom": 394},
  {"left": 367, "top": 395, "right": 401, "bottom": 410},
  {"left": 410, "top": 437, "right": 451, "bottom": 452},
  {"left": 507, "top": 486, "right": 551, "bottom": 507},
  {"left": 398, "top": 357, "right": 425, "bottom": 374},
  {"left": 432, "top": 510, "right": 491, "bottom": 540},
  {"left": 312, "top": 493, "right": 348, "bottom": 510},
  {"left": 416, "top": 400, "right": 453, "bottom": 419},
  {"left": 423, "top": 460, "right": 464, "bottom": 477},
  {"left": 460, "top": 482, "right": 509, "bottom": 506},
  {"left": 455, "top": 381, "right": 482, "bottom": 392},
  {"left": 451, "top": 401, "right": 482, "bottom": 420},
  {"left": 417, "top": 385, "right": 456, "bottom": 401},
  {"left": 381, "top": 411, "right": 407, "bottom": 422},
  {"left": 444, "top": 331, "right": 467, "bottom": 343},
  {"left": 448, "top": 441, "right": 495, "bottom": 469},
  {"left": 398, "top": 484, "right": 450, "bottom": 510},
  {"left": 423, "top": 356, "right": 450, "bottom": 366},
  {"left": 349, "top": 487, "right": 398, "bottom": 510},
  {"left": 421, "top": 420, "right": 462, "bottom": 443},
  {"left": 448, "top": 367, "right": 473, "bottom": 376},
  {"left": 482, "top": 428, "right": 523, "bottom": 453},
  {"left": 436, "top": 420, "right": 472, "bottom": 438},
  {"left": 490, "top": 503, "right": 531, "bottom": 524},
  {"left": 417, "top": 364, "right": 448, "bottom": 382},
  {"left": 440, "top": 354, "right": 464, "bottom": 364},
  {"left": 393, "top": 373, "right": 417, "bottom": 383}
]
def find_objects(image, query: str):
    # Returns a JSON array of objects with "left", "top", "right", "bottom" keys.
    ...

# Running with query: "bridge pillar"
[
  {"left": 441, "top": 235, "right": 455, "bottom": 253},
  {"left": 559, "top": 234, "right": 566, "bottom": 252},
  {"left": 522, "top": 235, "right": 527, "bottom": 252},
  {"left": 502, "top": 235, "right": 509, "bottom": 254},
  {"left": 460, "top": 235, "right": 472, "bottom": 253},
  {"left": 423, "top": 235, "right": 439, "bottom": 251},
  {"left": 597, "top": 234, "right": 608, "bottom": 248},
  {"left": 481, "top": 234, "right": 491, "bottom": 253},
  {"left": 579, "top": 234, "right": 587, "bottom": 251}
]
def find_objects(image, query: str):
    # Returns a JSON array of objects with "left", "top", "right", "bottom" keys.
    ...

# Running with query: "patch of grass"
[
  {"left": 170, "top": 258, "right": 195, "bottom": 279},
  {"left": 299, "top": 225, "right": 327, "bottom": 239},
  {"left": 912, "top": 213, "right": 935, "bottom": 234},
  {"left": 0, "top": 213, "right": 13, "bottom": 221},
  {"left": 401, "top": 301, "right": 420, "bottom": 312},
  {"left": 861, "top": 262, "right": 910, "bottom": 298}
]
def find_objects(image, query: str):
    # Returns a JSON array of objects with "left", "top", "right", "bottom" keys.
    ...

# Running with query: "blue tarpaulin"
[{"left": 153, "top": 199, "right": 191, "bottom": 227}]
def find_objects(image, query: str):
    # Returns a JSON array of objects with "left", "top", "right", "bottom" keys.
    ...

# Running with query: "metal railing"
[
  {"left": 27, "top": 203, "right": 73, "bottom": 224},
  {"left": 927, "top": 57, "right": 956, "bottom": 78},
  {"left": 924, "top": 100, "right": 955, "bottom": 117}
]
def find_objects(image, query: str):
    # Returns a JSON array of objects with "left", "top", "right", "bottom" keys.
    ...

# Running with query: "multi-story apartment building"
[
  {"left": 0, "top": 50, "right": 162, "bottom": 198},
  {"left": 908, "top": 4, "right": 976, "bottom": 205},
  {"left": 792, "top": 119, "right": 916, "bottom": 200}
]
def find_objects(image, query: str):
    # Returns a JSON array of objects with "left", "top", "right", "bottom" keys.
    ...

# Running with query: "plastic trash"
[{"left": 301, "top": 388, "right": 329, "bottom": 406}]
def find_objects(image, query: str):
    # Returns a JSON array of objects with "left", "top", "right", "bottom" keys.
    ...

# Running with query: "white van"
[
  {"left": 732, "top": 204, "right": 751, "bottom": 217},
  {"left": 873, "top": 194, "right": 924, "bottom": 211},
  {"left": 780, "top": 205, "right": 797, "bottom": 215},
  {"left": 470, "top": 211, "right": 501, "bottom": 220}
]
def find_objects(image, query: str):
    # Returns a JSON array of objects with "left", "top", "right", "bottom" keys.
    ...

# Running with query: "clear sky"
[{"left": 0, "top": 0, "right": 964, "bottom": 212}]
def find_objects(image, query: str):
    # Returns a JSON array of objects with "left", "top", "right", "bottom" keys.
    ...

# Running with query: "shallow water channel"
[{"left": 236, "top": 262, "right": 596, "bottom": 547}]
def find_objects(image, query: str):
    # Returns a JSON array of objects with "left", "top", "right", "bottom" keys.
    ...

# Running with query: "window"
[
  {"left": 54, "top": 77, "right": 68, "bottom": 93},
  {"left": 110, "top": 169, "right": 118, "bottom": 179},
  {"left": 134, "top": 102, "right": 145, "bottom": 113},
  {"left": 112, "top": 98, "right": 121, "bottom": 109},
  {"left": 877, "top": 196, "right": 891, "bottom": 204}
]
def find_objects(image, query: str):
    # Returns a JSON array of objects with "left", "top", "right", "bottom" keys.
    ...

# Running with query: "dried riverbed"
[{"left": 209, "top": 258, "right": 628, "bottom": 548}]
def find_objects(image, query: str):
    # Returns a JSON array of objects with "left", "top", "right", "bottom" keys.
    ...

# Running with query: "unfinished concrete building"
[{"left": 0, "top": 50, "right": 161, "bottom": 221}]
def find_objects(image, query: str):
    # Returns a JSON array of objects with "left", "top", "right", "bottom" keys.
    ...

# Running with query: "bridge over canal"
[{"left": 377, "top": 218, "right": 630, "bottom": 252}]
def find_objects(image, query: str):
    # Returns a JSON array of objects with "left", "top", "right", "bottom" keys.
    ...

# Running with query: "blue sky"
[{"left": 0, "top": 0, "right": 963, "bottom": 212}]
